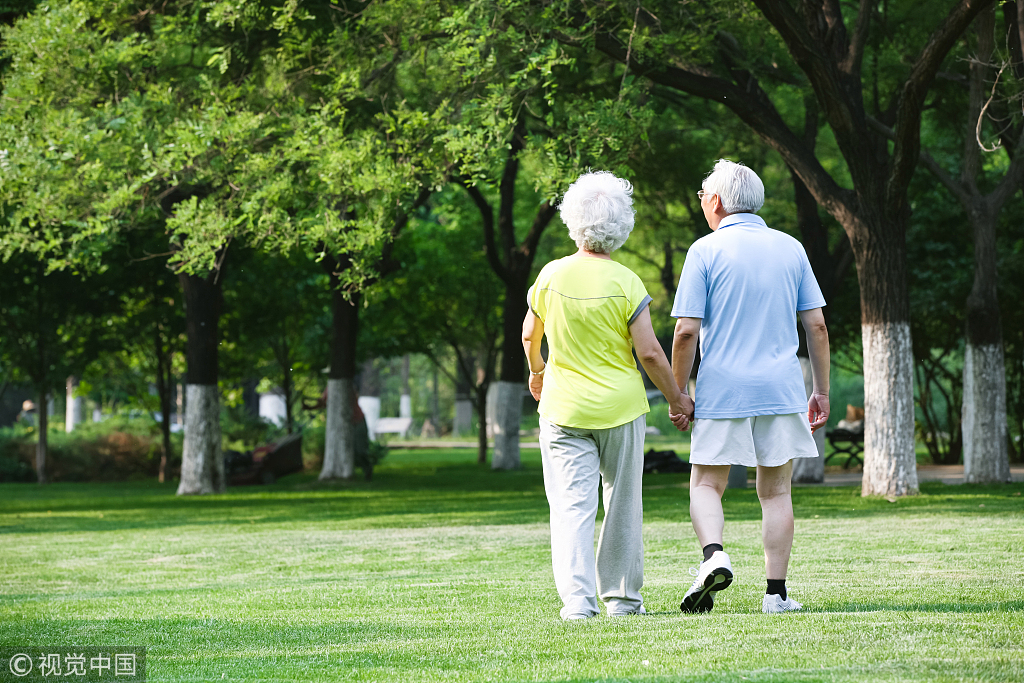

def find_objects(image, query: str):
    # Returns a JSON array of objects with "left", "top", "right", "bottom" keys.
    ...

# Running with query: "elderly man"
[
  {"left": 671, "top": 159, "right": 830, "bottom": 615},
  {"left": 522, "top": 170, "right": 689, "bottom": 620}
]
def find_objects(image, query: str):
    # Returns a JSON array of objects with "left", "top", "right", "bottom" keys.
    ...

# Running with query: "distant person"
[
  {"left": 522, "top": 171, "right": 689, "bottom": 620},
  {"left": 671, "top": 159, "right": 830, "bottom": 615}
]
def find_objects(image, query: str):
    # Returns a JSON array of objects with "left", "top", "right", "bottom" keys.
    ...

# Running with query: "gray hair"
[
  {"left": 558, "top": 171, "right": 636, "bottom": 254},
  {"left": 702, "top": 159, "right": 764, "bottom": 214}
]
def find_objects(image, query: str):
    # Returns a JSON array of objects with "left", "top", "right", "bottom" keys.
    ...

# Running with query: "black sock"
[
  {"left": 702, "top": 543, "right": 723, "bottom": 562},
  {"left": 767, "top": 579, "right": 787, "bottom": 601}
]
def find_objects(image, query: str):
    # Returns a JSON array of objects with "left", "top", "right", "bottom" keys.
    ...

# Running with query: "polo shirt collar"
[{"left": 718, "top": 213, "right": 766, "bottom": 230}]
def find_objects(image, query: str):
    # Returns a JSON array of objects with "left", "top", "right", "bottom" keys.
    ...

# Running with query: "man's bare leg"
[
  {"left": 681, "top": 464, "right": 734, "bottom": 613},
  {"left": 689, "top": 464, "right": 731, "bottom": 546},
  {"left": 756, "top": 461, "right": 794, "bottom": 579}
]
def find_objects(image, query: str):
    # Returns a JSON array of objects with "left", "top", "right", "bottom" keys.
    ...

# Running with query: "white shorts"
[{"left": 689, "top": 413, "right": 818, "bottom": 468}]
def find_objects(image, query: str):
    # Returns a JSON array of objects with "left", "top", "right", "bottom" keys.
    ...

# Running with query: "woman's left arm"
[
  {"left": 630, "top": 306, "right": 692, "bottom": 430},
  {"left": 521, "top": 310, "right": 545, "bottom": 401}
]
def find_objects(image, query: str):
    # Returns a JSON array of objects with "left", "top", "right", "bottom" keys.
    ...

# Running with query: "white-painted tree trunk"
[
  {"left": 490, "top": 381, "right": 522, "bottom": 469},
  {"left": 65, "top": 376, "right": 84, "bottom": 434},
  {"left": 321, "top": 378, "right": 354, "bottom": 480},
  {"left": 727, "top": 464, "right": 748, "bottom": 489},
  {"left": 358, "top": 396, "right": 381, "bottom": 442},
  {"left": 176, "top": 384, "right": 224, "bottom": 495},
  {"left": 963, "top": 343, "right": 1010, "bottom": 483},
  {"left": 176, "top": 384, "right": 184, "bottom": 427},
  {"left": 454, "top": 399, "right": 473, "bottom": 435},
  {"left": 400, "top": 394, "right": 412, "bottom": 419},
  {"left": 861, "top": 323, "right": 919, "bottom": 497},
  {"left": 792, "top": 357, "right": 825, "bottom": 483}
]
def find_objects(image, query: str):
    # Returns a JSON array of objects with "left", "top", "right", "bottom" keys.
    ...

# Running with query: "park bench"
[
  {"left": 826, "top": 425, "right": 864, "bottom": 469},
  {"left": 374, "top": 416, "right": 413, "bottom": 439}
]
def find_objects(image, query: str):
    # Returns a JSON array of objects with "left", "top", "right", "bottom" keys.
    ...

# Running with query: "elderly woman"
[{"left": 522, "top": 171, "right": 690, "bottom": 620}]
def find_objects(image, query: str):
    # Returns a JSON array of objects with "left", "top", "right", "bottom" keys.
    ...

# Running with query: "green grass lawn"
[{"left": 1, "top": 448, "right": 1022, "bottom": 683}]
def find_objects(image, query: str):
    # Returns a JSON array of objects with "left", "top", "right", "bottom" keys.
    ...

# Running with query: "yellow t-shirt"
[{"left": 528, "top": 256, "right": 652, "bottom": 429}]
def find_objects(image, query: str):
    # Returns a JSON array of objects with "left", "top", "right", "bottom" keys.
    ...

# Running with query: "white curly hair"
[{"left": 558, "top": 171, "right": 636, "bottom": 254}]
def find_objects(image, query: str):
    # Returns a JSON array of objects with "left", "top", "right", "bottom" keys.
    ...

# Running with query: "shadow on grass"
[
  {"left": 1, "top": 448, "right": 1022, "bottom": 535},
  {"left": 810, "top": 600, "right": 1024, "bottom": 614}
]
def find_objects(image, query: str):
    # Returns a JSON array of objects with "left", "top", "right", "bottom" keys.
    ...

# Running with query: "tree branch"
[
  {"left": 378, "top": 186, "right": 432, "bottom": 278},
  {"left": 458, "top": 180, "right": 510, "bottom": 284},
  {"left": 751, "top": 0, "right": 863, "bottom": 136},
  {"left": 989, "top": 133, "right": 1024, "bottom": 210},
  {"left": 867, "top": 115, "right": 972, "bottom": 205},
  {"left": 522, "top": 201, "right": 558, "bottom": 261},
  {"left": 842, "top": 0, "right": 874, "bottom": 76},
  {"left": 888, "top": 0, "right": 998, "bottom": 209},
  {"left": 498, "top": 118, "right": 527, "bottom": 258},
  {"left": 586, "top": 32, "right": 854, "bottom": 222}
]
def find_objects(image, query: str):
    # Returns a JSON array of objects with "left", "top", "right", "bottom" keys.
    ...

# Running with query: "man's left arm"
[{"left": 799, "top": 307, "right": 830, "bottom": 432}]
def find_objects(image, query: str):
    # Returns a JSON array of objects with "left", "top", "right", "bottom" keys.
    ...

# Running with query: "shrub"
[{"left": 0, "top": 418, "right": 165, "bottom": 482}]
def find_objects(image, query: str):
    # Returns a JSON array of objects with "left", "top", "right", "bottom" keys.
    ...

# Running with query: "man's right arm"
[{"left": 798, "top": 307, "right": 830, "bottom": 432}]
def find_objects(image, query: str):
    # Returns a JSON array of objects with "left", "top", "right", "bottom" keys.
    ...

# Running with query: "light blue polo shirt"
[{"left": 671, "top": 213, "right": 825, "bottom": 419}]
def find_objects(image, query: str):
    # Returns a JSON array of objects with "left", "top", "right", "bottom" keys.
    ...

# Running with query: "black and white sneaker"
[{"left": 680, "top": 550, "right": 734, "bottom": 613}]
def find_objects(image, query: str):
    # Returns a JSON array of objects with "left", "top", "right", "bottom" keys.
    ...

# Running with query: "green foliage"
[{"left": 221, "top": 247, "right": 330, "bottom": 432}]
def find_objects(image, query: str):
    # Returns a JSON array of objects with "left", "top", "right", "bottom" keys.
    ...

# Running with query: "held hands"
[
  {"left": 808, "top": 392, "right": 829, "bottom": 433},
  {"left": 669, "top": 392, "right": 695, "bottom": 432}
]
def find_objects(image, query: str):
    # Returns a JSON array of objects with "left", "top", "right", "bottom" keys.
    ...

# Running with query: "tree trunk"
[
  {"left": 853, "top": 212, "right": 919, "bottom": 498},
  {"left": 242, "top": 378, "right": 259, "bottom": 419},
  {"left": 154, "top": 329, "right": 173, "bottom": 484},
  {"left": 491, "top": 279, "right": 528, "bottom": 469},
  {"left": 176, "top": 271, "right": 224, "bottom": 495},
  {"left": 793, "top": 357, "right": 826, "bottom": 483},
  {"left": 65, "top": 376, "right": 83, "bottom": 433},
  {"left": 400, "top": 354, "right": 412, "bottom": 419},
  {"left": 431, "top": 364, "right": 440, "bottom": 429},
  {"left": 359, "top": 358, "right": 381, "bottom": 441},
  {"left": 322, "top": 378, "right": 355, "bottom": 479},
  {"left": 320, "top": 284, "right": 359, "bottom": 480},
  {"left": 475, "top": 383, "right": 489, "bottom": 464},
  {"left": 490, "top": 381, "right": 522, "bottom": 469},
  {"left": 178, "top": 385, "right": 224, "bottom": 494},
  {"left": 454, "top": 357, "right": 474, "bottom": 436},
  {"left": 36, "top": 387, "right": 47, "bottom": 484},
  {"left": 962, "top": 205, "right": 1010, "bottom": 482},
  {"left": 282, "top": 345, "right": 294, "bottom": 435},
  {"left": 959, "top": 11, "right": 1012, "bottom": 484}
]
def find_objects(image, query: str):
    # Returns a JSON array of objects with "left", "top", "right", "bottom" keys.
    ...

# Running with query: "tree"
[
  {"left": 363, "top": 189, "right": 505, "bottom": 464},
  {"left": 224, "top": 248, "right": 330, "bottom": 436},
  {"left": 0, "top": 253, "right": 121, "bottom": 481},
  {"left": 0, "top": 0, "right": 368, "bottom": 493},
  {"left": 439, "top": 11, "right": 655, "bottom": 468},
  {"left": 909, "top": 5, "right": 1022, "bottom": 482},
  {"left": 540, "top": 0, "right": 996, "bottom": 496}
]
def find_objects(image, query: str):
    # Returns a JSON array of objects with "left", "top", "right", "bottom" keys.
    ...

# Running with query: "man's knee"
[{"left": 755, "top": 463, "right": 792, "bottom": 501}]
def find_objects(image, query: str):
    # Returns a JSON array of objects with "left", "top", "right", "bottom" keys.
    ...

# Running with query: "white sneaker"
[
  {"left": 563, "top": 612, "right": 596, "bottom": 621},
  {"left": 762, "top": 593, "right": 803, "bottom": 614},
  {"left": 680, "top": 550, "right": 734, "bottom": 613},
  {"left": 608, "top": 605, "right": 646, "bottom": 617}
]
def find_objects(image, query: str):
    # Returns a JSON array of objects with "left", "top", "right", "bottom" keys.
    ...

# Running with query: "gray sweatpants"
[{"left": 539, "top": 414, "right": 646, "bottom": 618}]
